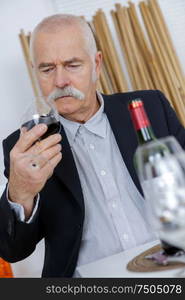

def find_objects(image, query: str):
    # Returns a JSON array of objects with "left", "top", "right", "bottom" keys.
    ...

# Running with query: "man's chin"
[{"left": 56, "top": 100, "right": 78, "bottom": 116}]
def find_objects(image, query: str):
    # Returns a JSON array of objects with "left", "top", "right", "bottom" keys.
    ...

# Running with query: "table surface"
[{"left": 76, "top": 240, "right": 185, "bottom": 278}]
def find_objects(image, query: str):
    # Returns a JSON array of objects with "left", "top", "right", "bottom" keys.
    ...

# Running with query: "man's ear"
[{"left": 95, "top": 51, "right": 102, "bottom": 77}]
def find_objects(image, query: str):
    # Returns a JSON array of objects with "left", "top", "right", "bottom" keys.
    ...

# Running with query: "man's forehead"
[
  {"left": 35, "top": 26, "right": 85, "bottom": 44},
  {"left": 35, "top": 46, "right": 88, "bottom": 63},
  {"left": 32, "top": 26, "right": 91, "bottom": 66},
  {"left": 35, "top": 30, "right": 86, "bottom": 52}
]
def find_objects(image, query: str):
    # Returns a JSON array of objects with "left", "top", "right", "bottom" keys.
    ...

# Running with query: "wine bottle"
[{"left": 128, "top": 99, "right": 182, "bottom": 255}]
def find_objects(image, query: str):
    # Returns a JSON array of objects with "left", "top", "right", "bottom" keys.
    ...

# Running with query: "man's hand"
[{"left": 8, "top": 123, "right": 62, "bottom": 219}]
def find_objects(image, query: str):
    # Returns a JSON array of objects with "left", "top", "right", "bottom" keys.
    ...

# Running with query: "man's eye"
[
  {"left": 69, "top": 64, "right": 81, "bottom": 68},
  {"left": 40, "top": 67, "right": 54, "bottom": 74},
  {"left": 42, "top": 68, "right": 53, "bottom": 73}
]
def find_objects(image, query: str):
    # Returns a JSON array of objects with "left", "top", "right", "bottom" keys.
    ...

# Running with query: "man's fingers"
[
  {"left": 20, "top": 127, "right": 28, "bottom": 135},
  {"left": 29, "top": 144, "right": 62, "bottom": 169},
  {"left": 15, "top": 124, "right": 48, "bottom": 152},
  {"left": 27, "top": 133, "right": 62, "bottom": 156},
  {"left": 40, "top": 152, "right": 62, "bottom": 176}
]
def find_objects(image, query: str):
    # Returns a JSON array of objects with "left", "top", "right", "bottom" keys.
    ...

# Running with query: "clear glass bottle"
[{"left": 128, "top": 99, "right": 182, "bottom": 255}]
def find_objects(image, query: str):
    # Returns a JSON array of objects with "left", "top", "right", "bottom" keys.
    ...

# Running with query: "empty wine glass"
[
  {"left": 20, "top": 95, "right": 61, "bottom": 140},
  {"left": 135, "top": 136, "right": 185, "bottom": 257}
]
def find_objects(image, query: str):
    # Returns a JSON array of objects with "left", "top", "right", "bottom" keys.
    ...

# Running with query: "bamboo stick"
[
  {"left": 98, "top": 10, "right": 128, "bottom": 92},
  {"left": 148, "top": 0, "right": 185, "bottom": 104},
  {"left": 139, "top": 2, "right": 185, "bottom": 124},
  {"left": 98, "top": 11, "right": 122, "bottom": 92},
  {"left": 90, "top": 18, "right": 116, "bottom": 92},
  {"left": 148, "top": 0, "right": 185, "bottom": 81},
  {"left": 113, "top": 2, "right": 173, "bottom": 99},
  {"left": 19, "top": 29, "right": 39, "bottom": 98},
  {"left": 93, "top": 13, "right": 118, "bottom": 92},
  {"left": 127, "top": 2, "right": 171, "bottom": 97},
  {"left": 115, "top": 4, "right": 141, "bottom": 90},
  {"left": 127, "top": 2, "right": 155, "bottom": 89},
  {"left": 144, "top": 1, "right": 185, "bottom": 117},
  {"left": 102, "top": 63, "right": 114, "bottom": 94},
  {"left": 122, "top": 6, "right": 150, "bottom": 89},
  {"left": 124, "top": 5, "right": 152, "bottom": 90},
  {"left": 139, "top": 2, "right": 174, "bottom": 103},
  {"left": 27, "top": 31, "right": 31, "bottom": 45},
  {"left": 97, "top": 78, "right": 104, "bottom": 94},
  {"left": 111, "top": 9, "right": 138, "bottom": 90},
  {"left": 99, "top": 69, "right": 110, "bottom": 94},
  {"left": 93, "top": 13, "right": 116, "bottom": 91}
]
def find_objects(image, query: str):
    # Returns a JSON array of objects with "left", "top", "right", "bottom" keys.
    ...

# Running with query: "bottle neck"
[
  {"left": 129, "top": 101, "right": 156, "bottom": 145},
  {"left": 136, "top": 126, "right": 156, "bottom": 145}
]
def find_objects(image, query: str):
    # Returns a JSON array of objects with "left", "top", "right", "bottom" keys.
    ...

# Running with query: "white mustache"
[{"left": 48, "top": 87, "right": 85, "bottom": 102}]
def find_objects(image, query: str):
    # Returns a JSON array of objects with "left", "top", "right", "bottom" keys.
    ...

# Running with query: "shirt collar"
[{"left": 59, "top": 91, "right": 107, "bottom": 144}]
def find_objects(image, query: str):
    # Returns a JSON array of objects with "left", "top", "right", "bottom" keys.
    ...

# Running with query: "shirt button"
[
  {"left": 111, "top": 201, "right": 117, "bottom": 208},
  {"left": 100, "top": 170, "right": 106, "bottom": 176},
  {"left": 78, "top": 126, "right": 83, "bottom": 134},
  {"left": 89, "top": 144, "right": 95, "bottom": 150},
  {"left": 123, "top": 233, "right": 129, "bottom": 241}
]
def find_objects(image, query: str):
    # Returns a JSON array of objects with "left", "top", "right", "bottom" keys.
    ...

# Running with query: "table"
[{"left": 76, "top": 240, "right": 185, "bottom": 277}]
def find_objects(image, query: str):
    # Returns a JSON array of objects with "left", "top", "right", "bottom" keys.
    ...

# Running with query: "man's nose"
[{"left": 54, "top": 66, "right": 71, "bottom": 88}]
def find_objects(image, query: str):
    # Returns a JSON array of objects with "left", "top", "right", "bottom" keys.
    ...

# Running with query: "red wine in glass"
[
  {"left": 22, "top": 113, "right": 61, "bottom": 140},
  {"left": 21, "top": 97, "right": 61, "bottom": 140}
]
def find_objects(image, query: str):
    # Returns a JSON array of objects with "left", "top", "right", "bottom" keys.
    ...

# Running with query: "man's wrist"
[{"left": 6, "top": 184, "right": 39, "bottom": 222}]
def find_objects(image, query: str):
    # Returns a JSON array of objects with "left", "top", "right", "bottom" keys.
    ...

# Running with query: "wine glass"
[
  {"left": 20, "top": 95, "right": 61, "bottom": 140},
  {"left": 20, "top": 96, "right": 61, "bottom": 169},
  {"left": 135, "top": 136, "right": 185, "bottom": 259}
]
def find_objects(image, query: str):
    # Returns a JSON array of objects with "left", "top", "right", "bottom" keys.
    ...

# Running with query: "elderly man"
[{"left": 0, "top": 14, "right": 185, "bottom": 277}]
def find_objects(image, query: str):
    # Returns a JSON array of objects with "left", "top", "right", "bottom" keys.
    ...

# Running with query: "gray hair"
[{"left": 30, "top": 14, "right": 98, "bottom": 63}]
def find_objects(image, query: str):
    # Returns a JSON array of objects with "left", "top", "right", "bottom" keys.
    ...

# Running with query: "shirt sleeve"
[{"left": 6, "top": 186, "right": 40, "bottom": 223}]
